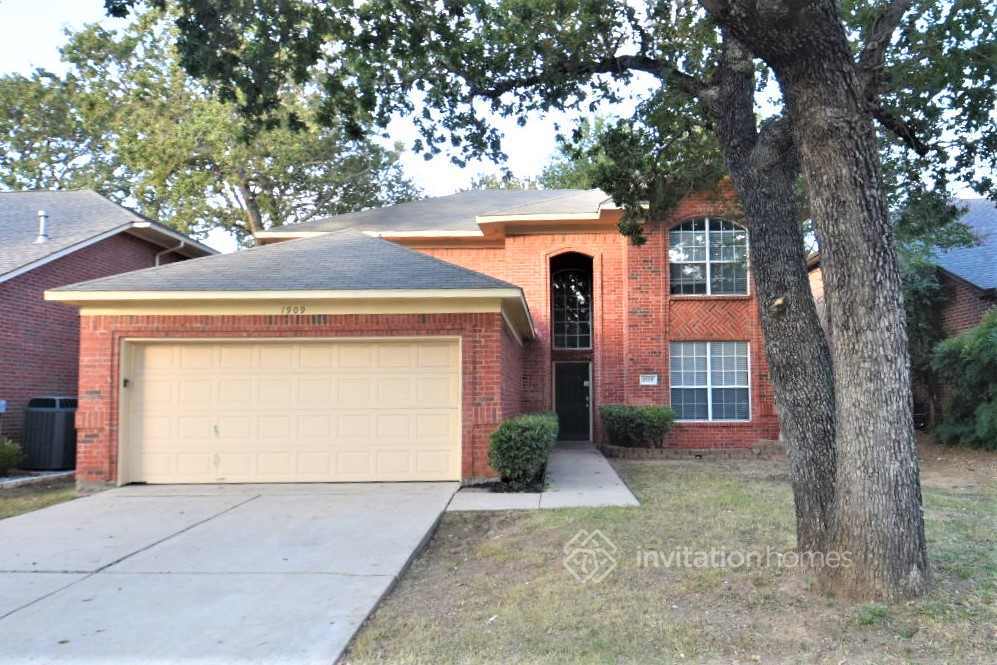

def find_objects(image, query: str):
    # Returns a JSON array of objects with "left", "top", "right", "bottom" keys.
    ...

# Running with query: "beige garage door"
[{"left": 122, "top": 339, "right": 461, "bottom": 483}]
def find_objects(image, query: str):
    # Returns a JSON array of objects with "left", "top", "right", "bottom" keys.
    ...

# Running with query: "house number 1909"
[{"left": 280, "top": 305, "right": 307, "bottom": 315}]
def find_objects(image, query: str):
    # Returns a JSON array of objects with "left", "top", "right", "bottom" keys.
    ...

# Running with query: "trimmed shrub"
[
  {"left": 0, "top": 438, "right": 24, "bottom": 476},
  {"left": 488, "top": 412, "right": 559, "bottom": 490},
  {"left": 600, "top": 405, "right": 675, "bottom": 448},
  {"left": 932, "top": 310, "right": 997, "bottom": 449}
]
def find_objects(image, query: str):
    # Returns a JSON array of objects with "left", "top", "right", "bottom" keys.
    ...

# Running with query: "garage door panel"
[
  {"left": 297, "top": 377, "right": 334, "bottom": 406},
  {"left": 217, "top": 416, "right": 252, "bottom": 440},
  {"left": 125, "top": 340, "right": 460, "bottom": 483},
  {"left": 258, "top": 378, "right": 294, "bottom": 407},
  {"left": 418, "top": 342, "right": 458, "bottom": 368},
  {"left": 297, "top": 415, "right": 332, "bottom": 439},
  {"left": 416, "top": 376, "right": 458, "bottom": 407},
  {"left": 336, "top": 377, "right": 373, "bottom": 408},
  {"left": 219, "top": 378, "right": 253, "bottom": 403},
  {"left": 259, "top": 345, "right": 296, "bottom": 369},
  {"left": 299, "top": 345, "right": 335, "bottom": 369},
  {"left": 376, "top": 376, "right": 414, "bottom": 405},
  {"left": 178, "top": 379, "right": 214, "bottom": 407},
  {"left": 218, "top": 344, "right": 255, "bottom": 368},
  {"left": 415, "top": 450, "right": 452, "bottom": 475},
  {"left": 377, "top": 343, "right": 416, "bottom": 368},
  {"left": 375, "top": 413, "right": 412, "bottom": 439},
  {"left": 338, "top": 345, "right": 375, "bottom": 369},
  {"left": 178, "top": 416, "right": 215, "bottom": 441},
  {"left": 337, "top": 413, "right": 371, "bottom": 438},
  {"left": 337, "top": 451, "right": 373, "bottom": 476},
  {"left": 179, "top": 345, "right": 214, "bottom": 369}
]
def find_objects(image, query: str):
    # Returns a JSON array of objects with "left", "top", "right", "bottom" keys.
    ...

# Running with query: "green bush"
[
  {"left": 488, "top": 412, "right": 559, "bottom": 490},
  {"left": 600, "top": 405, "right": 675, "bottom": 448},
  {"left": 932, "top": 310, "right": 997, "bottom": 449},
  {"left": 0, "top": 438, "right": 24, "bottom": 476}
]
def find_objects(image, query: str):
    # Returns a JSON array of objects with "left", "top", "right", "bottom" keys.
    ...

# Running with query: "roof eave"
[
  {"left": 126, "top": 222, "right": 217, "bottom": 258},
  {"left": 45, "top": 287, "right": 536, "bottom": 340}
]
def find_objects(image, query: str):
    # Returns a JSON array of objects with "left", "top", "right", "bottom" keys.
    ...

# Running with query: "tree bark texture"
[{"left": 704, "top": 0, "right": 929, "bottom": 599}]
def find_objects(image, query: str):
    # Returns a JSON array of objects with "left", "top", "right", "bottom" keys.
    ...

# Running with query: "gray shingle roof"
[
  {"left": 0, "top": 190, "right": 212, "bottom": 280},
  {"left": 277, "top": 189, "right": 611, "bottom": 234},
  {"left": 935, "top": 198, "right": 997, "bottom": 290},
  {"left": 53, "top": 229, "right": 520, "bottom": 293}
]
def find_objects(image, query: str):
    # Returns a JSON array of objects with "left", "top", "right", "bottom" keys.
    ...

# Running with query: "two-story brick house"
[{"left": 48, "top": 188, "right": 779, "bottom": 487}]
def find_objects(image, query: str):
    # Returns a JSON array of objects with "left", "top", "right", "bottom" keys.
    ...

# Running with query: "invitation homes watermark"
[
  {"left": 636, "top": 545, "right": 853, "bottom": 571},
  {"left": 563, "top": 529, "right": 853, "bottom": 584}
]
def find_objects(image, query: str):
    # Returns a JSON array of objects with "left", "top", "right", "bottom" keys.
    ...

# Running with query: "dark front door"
[{"left": 554, "top": 362, "right": 591, "bottom": 441}]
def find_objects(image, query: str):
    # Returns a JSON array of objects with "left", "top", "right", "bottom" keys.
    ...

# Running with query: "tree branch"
[
  {"left": 858, "top": 0, "right": 914, "bottom": 78},
  {"left": 870, "top": 102, "right": 929, "bottom": 156},
  {"left": 469, "top": 54, "right": 706, "bottom": 101}
]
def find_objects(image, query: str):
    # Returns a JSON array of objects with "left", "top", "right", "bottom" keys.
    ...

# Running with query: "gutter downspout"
[{"left": 155, "top": 240, "right": 185, "bottom": 266}]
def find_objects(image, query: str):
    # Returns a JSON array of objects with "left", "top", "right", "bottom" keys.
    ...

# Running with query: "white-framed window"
[
  {"left": 669, "top": 341, "right": 750, "bottom": 421},
  {"left": 552, "top": 268, "right": 593, "bottom": 349},
  {"left": 668, "top": 218, "right": 749, "bottom": 295}
]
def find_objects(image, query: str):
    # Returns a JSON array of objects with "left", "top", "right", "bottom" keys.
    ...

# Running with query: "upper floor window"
[
  {"left": 552, "top": 269, "right": 592, "bottom": 349},
  {"left": 549, "top": 247, "right": 596, "bottom": 353},
  {"left": 669, "top": 218, "right": 749, "bottom": 295}
]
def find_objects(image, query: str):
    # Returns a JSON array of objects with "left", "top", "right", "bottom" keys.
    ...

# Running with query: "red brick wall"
[
  {"left": 940, "top": 271, "right": 995, "bottom": 336},
  {"left": 0, "top": 234, "right": 184, "bottom": 442},
  {"left": 408, "top": 189, "right": 781, "bottom": 448},
  {"left": 500, "top": 322, "right": 525, "bottom": 419},
  {"left": 75, "top": 313, "right": 514, "bottom": 487}
]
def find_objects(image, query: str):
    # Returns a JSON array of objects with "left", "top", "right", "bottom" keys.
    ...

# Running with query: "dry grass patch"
[
  {"left": 343, "top": 454, "right": 996, "bottom": 665},
  {"left": 0, "top": 478, "right": 78, "bottom": 520}
]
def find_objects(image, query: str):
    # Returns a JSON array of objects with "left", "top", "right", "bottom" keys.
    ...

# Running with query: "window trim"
[
  {"left": 669, "top": 341, "right": 752, "bottom": 422},
  {"left": 551, "top": 267, "right": 594, "bottom": 351},
  {"left": 668, "top": 217, "right": 751, "bottom": 297}
]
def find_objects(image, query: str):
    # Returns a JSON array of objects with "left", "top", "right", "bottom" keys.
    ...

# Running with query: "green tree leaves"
[{"left": 2, "top": 7, "right": 420, "bottom": 243}]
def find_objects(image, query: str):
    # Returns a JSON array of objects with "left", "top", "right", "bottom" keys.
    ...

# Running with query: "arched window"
[
  {"left": 552, "top": 268, "right": 592, "bottom": 349},
  {"left": 668, "top": 218, "right": 749, "bottom": 295}
]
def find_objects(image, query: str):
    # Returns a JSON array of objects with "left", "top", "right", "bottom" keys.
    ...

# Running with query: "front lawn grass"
[
  {"left": 0, "top": 478, "right": 77, "bottom": 520},
  {"left": 343, "top": 456, "right": 996, "bottom": 665}
]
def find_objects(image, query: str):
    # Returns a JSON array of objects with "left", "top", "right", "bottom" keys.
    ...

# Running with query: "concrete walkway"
[
  {"left": 447, "top": 441, "right": 639, "bottom": 511},
  {"left": 0, "top": 482, "right": 457, "bottom": 664}
]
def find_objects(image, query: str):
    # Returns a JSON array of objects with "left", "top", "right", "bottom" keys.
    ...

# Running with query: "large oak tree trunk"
[
  {"left": 781, "top": 68, "right": 929, "bottom": 599},
  {"left": 705, "top": 0, "right": 929, "bottom": 599},
  {"left": 727, "top": 155, "right": 837, "bottom": 553},
  {"left": 705, "top": 35, "right": 837, "bottom": 553}
]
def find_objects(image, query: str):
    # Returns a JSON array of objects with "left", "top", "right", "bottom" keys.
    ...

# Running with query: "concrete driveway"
[{"left": 0, "top": 482, "right": 457, "bottom": 664}]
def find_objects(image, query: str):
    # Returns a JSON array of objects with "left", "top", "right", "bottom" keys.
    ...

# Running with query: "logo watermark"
[
  {"left": 562, "top": 529, "right": 618, "bottom": 584},
  {"left": 563, "top": 531, "right": 853, "bottom": 584},
  {"left": 636, "top": 546, "right": 853, "bottom": 571}
]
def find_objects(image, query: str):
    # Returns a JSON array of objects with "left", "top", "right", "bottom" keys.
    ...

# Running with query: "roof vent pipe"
[{"left": 33, "top": 210, "right": 49, "bottom": 243}]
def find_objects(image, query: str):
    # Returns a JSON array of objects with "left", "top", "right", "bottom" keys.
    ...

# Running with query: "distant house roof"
[
  {"left": 0, "top": 190, "right": 216, "bottom": 284},
  {"left": 50, "top": 229, "right": 520, "bottom": 293},
  {"left": 935, "top": 198, "right": 997, "bottom": 291},
  {"left": 255, "top": 189, "right": 614, "bottom": 239}
]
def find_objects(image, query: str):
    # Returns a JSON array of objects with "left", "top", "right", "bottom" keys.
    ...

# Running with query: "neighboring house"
[
  {"left": 933, "top": 198, "right": 997, "bottom": 334},
  {"left": 0, "top": 191, "right": 215, "bottom": 443},
  {"left": 48, "top": 187, "right": 780, "bottom": 488},
  {"left": 808, "top": 198, "right": 997, "bottom": 335}
]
